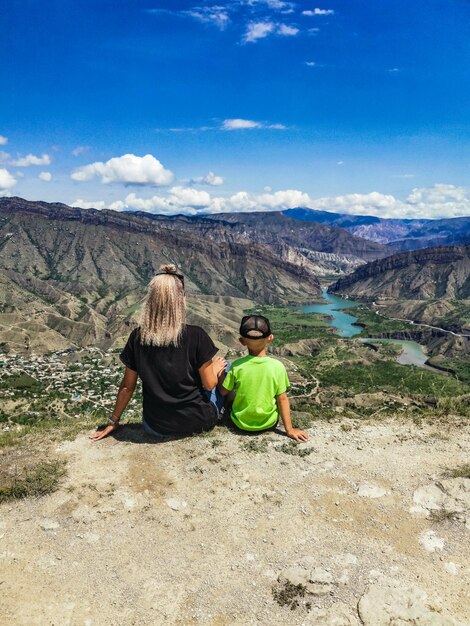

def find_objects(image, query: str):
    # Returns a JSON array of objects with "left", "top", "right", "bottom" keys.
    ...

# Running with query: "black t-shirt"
[{"left": 120, "top": 325, "right": 219, "bottom": 435}]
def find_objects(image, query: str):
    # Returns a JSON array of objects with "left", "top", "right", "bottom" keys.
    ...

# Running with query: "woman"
[{"left": 90, "top": 264, "right": 227, "bottom": 441}]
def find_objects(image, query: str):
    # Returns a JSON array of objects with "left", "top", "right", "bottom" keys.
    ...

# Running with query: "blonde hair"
[{"left": 139, "top": 264, "right": 186, "bottom": 347}]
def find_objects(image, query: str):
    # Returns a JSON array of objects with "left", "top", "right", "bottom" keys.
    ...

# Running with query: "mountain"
[
  {"left": 283, "top": 208, "right": 470, "bottom": 250},
  {"left": 199, "top": 211, "right": 389, "bottom": 261},
  {"left": 0, "top": 197, "right": 327, "bottom": 353},
  {"left": 385, "top": 216, "right": 470, "bottom": 251},
  {"left": 329, "top": 244, "right": 470, "bottom": 300}
]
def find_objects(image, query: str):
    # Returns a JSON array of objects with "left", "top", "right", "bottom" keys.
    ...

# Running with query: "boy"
[{"left": 219, "top": 314, "right": 309, "bottom": 442}]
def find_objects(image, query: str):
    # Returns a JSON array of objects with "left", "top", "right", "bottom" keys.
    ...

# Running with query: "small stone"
[
  {"left": 165, "top": 498, "right": 188, "bottom": 511},
  {"left": 334, "top": 553, "right": 358, "bottom": 566},
  {"left": 419, "top": 530, "right": 445, "bottom": 553},
  {"left": 445, "top": 562, "right": 458, "bottom": 576},
  {"left": 40, "top": 519, "right": 60, "bottom": 531},
  {"left": 358, "top": 579, "right": 460, "bottom": 625},
  {"left": 358, "top": 483, "right": 386, "bottom": 498}
]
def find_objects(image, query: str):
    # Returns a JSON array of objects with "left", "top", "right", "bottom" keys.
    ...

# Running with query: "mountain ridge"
[{"left": 329, "top": 244, "right": 470, "bottom": 300}]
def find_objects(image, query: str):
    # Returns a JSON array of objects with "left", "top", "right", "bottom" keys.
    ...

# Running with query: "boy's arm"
[
  {"left": 217, "top": 384, "right": 229, "bottom": 396},
  {"left": 218, "top": 364, "right": 235, "bottom": 396},
  {"left": 276, "top": 392, "right": 309, "bottom": 442}
]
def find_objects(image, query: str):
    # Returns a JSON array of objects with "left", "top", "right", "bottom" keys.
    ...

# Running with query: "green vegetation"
[
  {"left": 435, "top": 300, "right": 470, "bottom": 332},
  {"left": 241, "top": 438, "right": 269, "bottom": 453},
  {"left": 440, "top": 359, "right": 470, "bottom": 386},
  {"left": 0, "top": 460, "right": 66, "bottom": 503},
  {"left": 244, "top": 305, "right": 333, "bottom": 346},
  {"left": 350, "top": 306, "right": 416, "bottom": 335},
  {"left": 316, "top": 361, "right": 470, "bottom": 397},
  {"left": 272, "top": 581, "right": 307, "bottom": 610},
  {"left": 276, "top": 441, "right": 313, "bottom": 457},
  {"left": 2, "top": 298, "right": 470, "bottom": 461}
]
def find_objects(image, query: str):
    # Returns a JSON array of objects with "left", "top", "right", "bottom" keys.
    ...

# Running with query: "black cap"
[{"left": 240, "top": 314, "right": 272, "bottom": 339}]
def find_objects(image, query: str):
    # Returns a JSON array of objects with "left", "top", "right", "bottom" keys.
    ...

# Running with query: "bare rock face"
[
  {"left": 279, "top": 564, "right": 335, "bottom": 596},
  {"left": 0, "top": 196, "right": 333, "bottom": 353},
  {"left": 358, "top": 579, "right": 463, "bottom": 626},
  {"left": 412, "top": 478, "right": 470, "bottom": 527},
  {"left": 305, "top": 603, "right": 360, "bottom": 625},
  {"left": 330, "top": 244, "right": 470, "bottom": 300}
]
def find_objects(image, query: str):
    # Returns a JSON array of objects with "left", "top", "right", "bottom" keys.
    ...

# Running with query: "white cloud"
[
  {"left": 71, "top": 146, "right": 90, "bottom": 157},
  {"left": 243, "top": 20, "right": 299, "bottom": 42},
  {"left": 305, "top": 61, "right": 316, "bottom": 67},
  {"left": 0, "top": 168, "right": 17, "bottom": 191},
  {"left": 0, "top": 136, "right": 8, "bottom": 145},
  {"left": 72, "top": 199, "right": 108, "bottom": 210},
  {"left": 38, "top": 171, "right": 53, "bottom": 182},
  {"left": 222, "top": 118, "right": 285, "bottom": 130},
  {"left": 13, "top": 153, "right": 51, "bottom": 167},
  {"left": 388, "top": 67, "right": 400, "bottom": 73},
  {"left": 306, "top": 8, "right": 334, "bottom": 16},
  {"left": 71, "top": 183, "right": 470, "bottom": 220},
  {"left": 243, "top": 21, "right": 275, "bottom": 42},
  {"left": 223, "top": 118, "right": 261, "bottom": 130},
  {"left": 70, "top": 153, "right": 174, "bottom": 186},
  {"left": 277, "top": 23, "right": 299, "bottom": 36},
  {"left": 245, "top": 0, "right": 295, "bottom": 12},
  {"left": 404, "top": 184, "right": 470, "bottom": 218},
  {"left": 313, "top": 185, "right": 470, "bottom": 219},
  {"left": 190, "top": 171, "right": 225, "bottom": 186},
  {"left": 314, "top": 192, "right": 400, "bottom": 217},
  {"left": 185, "top": 6, "right": 230, "bottom": 29},
  {"left": 157, "top": 119, "right": 286, "bottom": 132},
  {"left": 169, "top": 186, "right": 213, "bottom": 207}
]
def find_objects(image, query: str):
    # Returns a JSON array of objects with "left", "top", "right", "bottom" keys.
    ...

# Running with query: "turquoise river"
[{"left": 300, "top": 288, "right": 431, "bottom": 369}]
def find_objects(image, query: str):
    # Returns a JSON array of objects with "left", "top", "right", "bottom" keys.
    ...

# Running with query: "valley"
[{"left": 1, "top": 197, "right": 470, "bottom": 625}]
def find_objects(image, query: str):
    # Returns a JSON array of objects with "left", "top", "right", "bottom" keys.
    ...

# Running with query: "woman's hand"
[
  {"left": 89, "top": 422, "right": 119, "bottom": 441},
  {"left": 212, "top": 356, "right": 227, "bottom": 378}
]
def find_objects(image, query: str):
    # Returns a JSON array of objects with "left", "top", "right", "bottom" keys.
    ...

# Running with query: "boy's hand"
[{"left": 286, "top": 428, "right": 309, "bottom": 442}]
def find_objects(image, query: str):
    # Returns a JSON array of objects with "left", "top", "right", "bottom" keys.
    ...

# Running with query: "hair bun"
[{"left": 159, "top": 263, "right": 178, "bottom": 274}]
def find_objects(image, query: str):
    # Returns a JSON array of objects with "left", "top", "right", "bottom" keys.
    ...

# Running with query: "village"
[{"left": 0, "top": 348, "right": 143, "bottom": 427}]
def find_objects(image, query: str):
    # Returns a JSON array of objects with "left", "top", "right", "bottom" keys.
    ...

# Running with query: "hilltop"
[{"left": 1, "top": 416, "right": 469, "bottom": 625}]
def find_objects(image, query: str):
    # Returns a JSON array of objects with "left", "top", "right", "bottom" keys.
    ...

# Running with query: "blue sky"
[{"left": 1, "top": 0, "right": 470, "bottom": 218}]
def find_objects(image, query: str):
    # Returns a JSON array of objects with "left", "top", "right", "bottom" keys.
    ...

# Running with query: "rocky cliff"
[
  {"left": 329, "top": 245, "right": 470, "bottom": 300},
  {"left": 0, "top": 197, "right": 327, "bottom": 353}
]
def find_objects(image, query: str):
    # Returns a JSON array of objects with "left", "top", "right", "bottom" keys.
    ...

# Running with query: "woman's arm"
[
  {"left": 276, "top": 392, "right": 309, "bottom": 442},
  {"left": 199, "top": 356, "right": 227, "bottom": 391},
  {"left": 89, "top": 367, "right": 138, "bottom": 441}
]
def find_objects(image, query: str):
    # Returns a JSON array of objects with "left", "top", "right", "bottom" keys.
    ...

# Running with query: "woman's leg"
[{"left": 142, "top": 418, "right": 176, "bottom": 441}]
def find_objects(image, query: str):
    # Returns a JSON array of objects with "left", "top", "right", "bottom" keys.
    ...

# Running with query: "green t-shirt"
[{"left": 222, "top": 355, "right": 290, "bottom": 431}]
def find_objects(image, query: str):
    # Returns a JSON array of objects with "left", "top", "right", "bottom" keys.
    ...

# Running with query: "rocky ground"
[{"left": 1, "top": 417, "right": 469, "bottom": 626}]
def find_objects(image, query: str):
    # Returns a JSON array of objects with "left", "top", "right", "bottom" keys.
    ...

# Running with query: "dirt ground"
[{"left": 1, "top": 418, "right": 469, "bottom": 626}]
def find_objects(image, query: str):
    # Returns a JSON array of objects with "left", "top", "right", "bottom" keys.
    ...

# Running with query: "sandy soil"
[{"left": 1, "top": 418, "right": 469, "bottom": 626}]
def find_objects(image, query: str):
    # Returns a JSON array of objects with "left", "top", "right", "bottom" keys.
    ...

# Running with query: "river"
[
  {"left": 300, "top": 289, "right": 362, "bottom": 338},
  {"left": 299, "top": 288, "right": 432, "bottom": 369}
]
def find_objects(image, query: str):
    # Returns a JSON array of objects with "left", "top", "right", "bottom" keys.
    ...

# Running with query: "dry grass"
[{"left": 0, "top": 459, "right": 66, "bottom": 503}]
